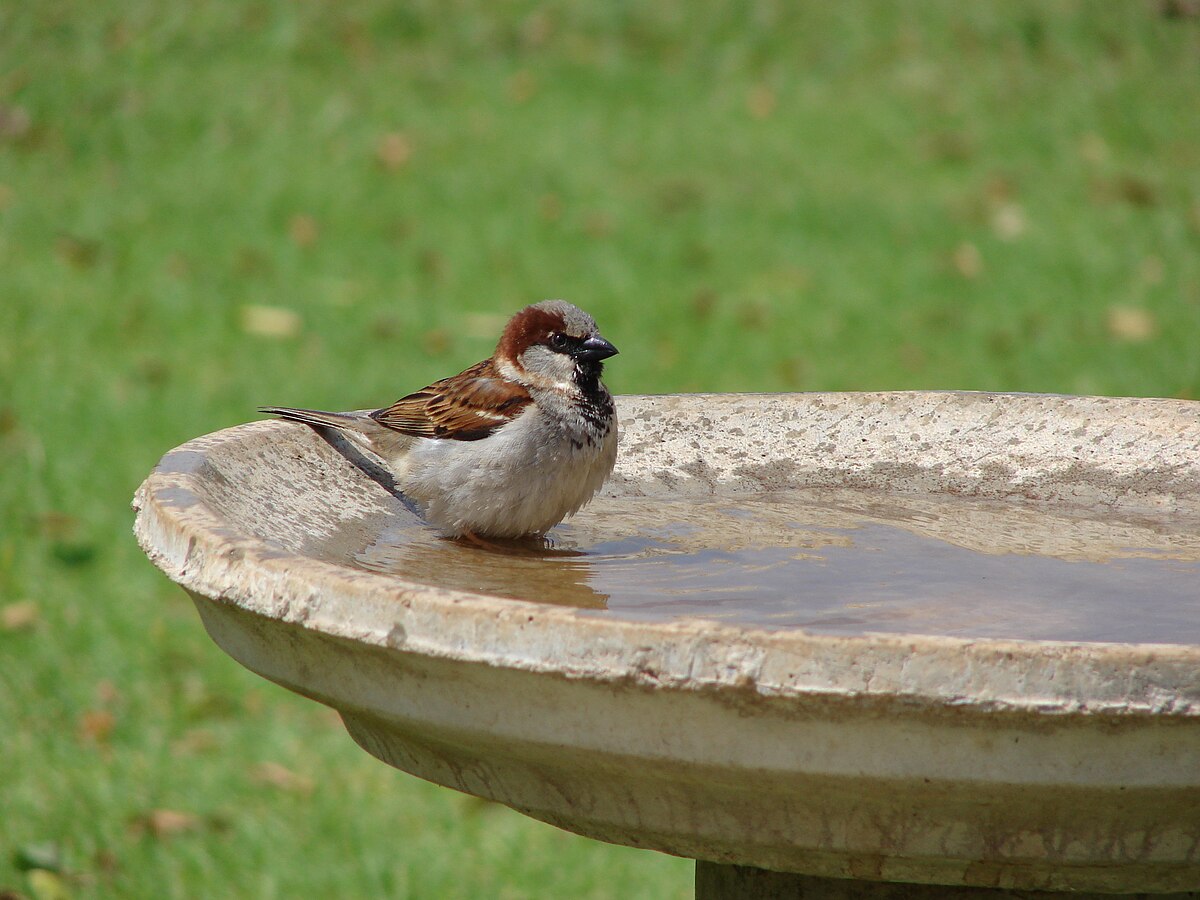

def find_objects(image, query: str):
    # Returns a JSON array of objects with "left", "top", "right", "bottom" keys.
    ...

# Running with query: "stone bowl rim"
[{"left": 132, "top": 391, "right": 1200, "bottom": 721}]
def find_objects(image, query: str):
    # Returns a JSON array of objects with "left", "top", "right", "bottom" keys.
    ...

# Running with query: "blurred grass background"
[{"left": 1, "top": 1, "right": 1198, "bottom": 897}]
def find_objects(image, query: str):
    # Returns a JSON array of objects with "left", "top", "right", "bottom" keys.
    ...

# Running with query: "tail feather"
[
  {"left": 259, "top": 405, "right": 416, "bottom": 473},
  {"left": 258, "top": 406, "right": 364, "bottom": 431}
]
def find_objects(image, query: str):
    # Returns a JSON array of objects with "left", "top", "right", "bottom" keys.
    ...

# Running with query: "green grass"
[{"left": 1, "top": 2, "right": 1198, "bottom": 897}]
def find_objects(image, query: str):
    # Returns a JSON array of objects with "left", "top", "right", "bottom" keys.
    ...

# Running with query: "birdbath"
[{"left": 132, "top": 392, "right": 1200, "bottom": 898}]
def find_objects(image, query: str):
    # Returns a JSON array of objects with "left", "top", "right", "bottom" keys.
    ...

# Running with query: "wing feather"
[{"left": 370, "top": 359, "right": 532, "bottom": 441}]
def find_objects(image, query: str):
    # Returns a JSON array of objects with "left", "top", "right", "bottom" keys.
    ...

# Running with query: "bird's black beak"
[{"left": 574, "top": 334, "right": 619, "bottom": 362}]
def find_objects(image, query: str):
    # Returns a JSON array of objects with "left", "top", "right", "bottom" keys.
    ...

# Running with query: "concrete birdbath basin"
[{"left": 132, "top": 392, "right": 1200, "bottom": 897}]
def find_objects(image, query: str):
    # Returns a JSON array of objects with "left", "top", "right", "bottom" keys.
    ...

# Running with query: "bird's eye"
[{"left": 548, "top": 332, "right": 570, "bottom": 352}]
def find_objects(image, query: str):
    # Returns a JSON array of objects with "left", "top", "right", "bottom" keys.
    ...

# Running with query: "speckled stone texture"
[{"left": 134, "top": 393, "right": 1200, "bottom": 895}]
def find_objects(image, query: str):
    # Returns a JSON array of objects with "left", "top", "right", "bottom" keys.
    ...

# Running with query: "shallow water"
[{"left": 331, "top": 488, "right": 1200, "bottom": 644}]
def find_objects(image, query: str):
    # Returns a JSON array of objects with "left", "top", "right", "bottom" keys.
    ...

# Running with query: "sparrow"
[{"left": 260, "top": 300, "right": 619, "bottom": 540}]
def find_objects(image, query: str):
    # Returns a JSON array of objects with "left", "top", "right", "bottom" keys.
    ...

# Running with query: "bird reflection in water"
[{"left": 354, "top": 523, "right": 610, "bottom": 609}]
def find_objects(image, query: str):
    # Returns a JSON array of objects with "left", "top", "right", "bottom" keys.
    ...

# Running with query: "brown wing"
[{"left": 369, "top": 358, "right": 532, "bottom": 442}]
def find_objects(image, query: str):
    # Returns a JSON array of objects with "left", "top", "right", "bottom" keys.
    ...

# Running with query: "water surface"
[{"left": 327, "top": 488, "right": 1200, "bottom": 644}]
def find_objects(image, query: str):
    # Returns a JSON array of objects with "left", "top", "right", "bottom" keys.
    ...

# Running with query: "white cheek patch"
[
  {"left": 511, "top": 347, "right": 576, "bottom": 391},
  {"left": 497, "top": 358, "right": 524, "bottom": 383}
]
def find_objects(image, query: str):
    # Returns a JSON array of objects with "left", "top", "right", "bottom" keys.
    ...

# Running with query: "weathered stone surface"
[{"left": 133, "top": 393, "right": 1200, "bottom": 894}]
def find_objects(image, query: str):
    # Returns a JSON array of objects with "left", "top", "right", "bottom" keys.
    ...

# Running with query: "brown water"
[{"left": 331, "top": 488, "right": 1200, "bottom": 644}]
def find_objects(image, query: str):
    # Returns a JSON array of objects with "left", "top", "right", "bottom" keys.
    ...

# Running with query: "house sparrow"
[{"left": 260, "top": 300, "right": 619, "bottom": 540}]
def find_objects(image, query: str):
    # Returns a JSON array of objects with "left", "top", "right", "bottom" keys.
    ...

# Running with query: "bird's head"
[{"left": 496, "top": 300, "right": 618, "bottom": 390}]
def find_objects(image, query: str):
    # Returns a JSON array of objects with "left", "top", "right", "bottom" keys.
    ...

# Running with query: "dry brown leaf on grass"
[
  {"left": 25, "top": 869, "right": 69, "bottom": 900},
  {"left": 951, "top": 242, "right": 983, "bottom": 279},
  {"left": 2, "top": 600, "right": 39, "bottom": 631},
  {"left": 240, "top": 305, "right": 302, "bottom": 339},
  {"left": 287, "top": 213, "right": 319, "bottom": 247},
  {"left": 1106, "top": 306, "right": 1157, "bottom": 343},
  {"left": 746, "top": 84, "right": 777, "bottom": 120},
  {"left": 128, "top": 809, "right": 201, "bottom": 840},
  {"left": 250, "top": 761, "right": 315, "bottom": 795},
  {"left": 990, "top": 202, "right": 1026, "bottom": 240},
  {"left": 78, "top": 710, "right": 115, "bottom": 744},
  {"left": 375, "top": 132, "right": 412, "bottom": 170}
]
